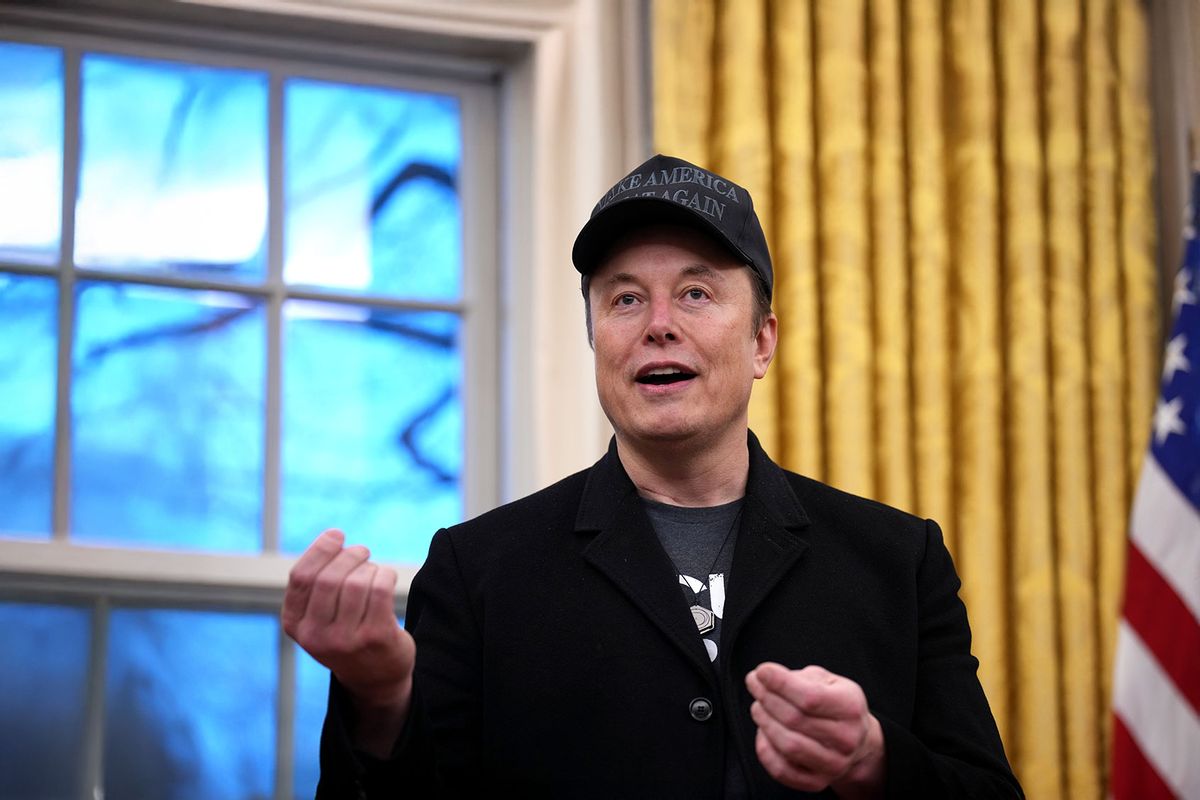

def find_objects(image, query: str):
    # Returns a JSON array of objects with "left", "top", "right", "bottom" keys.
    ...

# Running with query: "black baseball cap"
[{"left": 571, "top": 154, "right": 773, "bottom": 300}]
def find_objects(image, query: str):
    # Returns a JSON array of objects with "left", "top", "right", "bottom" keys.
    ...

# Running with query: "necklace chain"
[
  {"left": 683, "top": 504, "right": 741, "bottom": 636},
  {"left": 705, "top": 506, "right": 742, "bottom": 579}
]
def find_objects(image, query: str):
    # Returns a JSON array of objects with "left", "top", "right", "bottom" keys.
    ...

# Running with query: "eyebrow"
[
  {"left": 680, "top": 263, "right": 724, "bottom": 281},
  {"left": 600, "top": 271, "right": 639, "bottom": 289},
  {"left": 600, "top": 263, "right": 725, "bottom": 290}
]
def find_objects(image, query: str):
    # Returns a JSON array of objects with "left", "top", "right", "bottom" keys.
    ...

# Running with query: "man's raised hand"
[
  {"left": 745, "top": 662, "right": 886, "bottom": 798},
  {"left": 282, "top": 529, "right": 416, "bottom": 757}
]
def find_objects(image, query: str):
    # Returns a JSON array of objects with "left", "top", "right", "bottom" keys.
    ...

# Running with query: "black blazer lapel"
[
  {"left": 720, "top": 433, "right": 811, "bottom": 651},
  {"left": 576, "top": 441, "right": 717, "bottom": 679}
]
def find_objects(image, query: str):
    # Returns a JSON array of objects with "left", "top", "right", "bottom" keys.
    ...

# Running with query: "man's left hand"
[{"left": 745, "top": 662, "right": 886, "bottom": 798}]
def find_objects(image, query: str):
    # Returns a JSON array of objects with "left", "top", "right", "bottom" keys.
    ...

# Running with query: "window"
[{"left": 0, "top": 15, "right": 498, "bottom": 799}]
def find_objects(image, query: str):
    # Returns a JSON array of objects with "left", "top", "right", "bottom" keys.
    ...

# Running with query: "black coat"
[{"left": 319, "top": 433, "right": 1022, "bottom": 798}]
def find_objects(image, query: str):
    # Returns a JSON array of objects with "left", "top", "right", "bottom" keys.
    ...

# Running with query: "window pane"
[
  {"left": 76, "top": 53, "right": 267, "bottom": 279},
  {"left": 282, "top": 303, "right": 461, "bottom": 563},
  {"left": 0, "top": 274, "right": 57, "bottom": 537},
  {"left": 0, "top": 602, "right": 90, "bottom": 799},
  {"left": 72, "top": 282, "right": 264, "bottom": 551},
  {"left": 285, "top": 79, "right": 461, "bottom": 300},
  {"left": 293, "top": 646, "right": 329, "bottom": 799},
  {"left": 105, "top": 608, "right": 277, "bottom": 800},
  {"left": 0, "top": 42, "right": 63, "bottom": 265}
]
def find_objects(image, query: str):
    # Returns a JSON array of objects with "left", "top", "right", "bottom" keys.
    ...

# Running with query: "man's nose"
[{"left": 644, "top": 297, "right": 678, "bottom": 343}]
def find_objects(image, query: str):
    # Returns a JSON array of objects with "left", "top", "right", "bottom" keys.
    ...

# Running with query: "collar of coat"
[
  {"left": 573, "top": 429, "right": 810, "bottom": 534},
  {"left": 572, "top": 430, "right": 812, "bottom": 676}
]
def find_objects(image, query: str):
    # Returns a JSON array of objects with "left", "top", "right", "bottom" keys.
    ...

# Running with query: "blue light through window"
[
  {"left": 0, "top": 602, "right": 91, "bottom": 799},
  {"left": 285, "top": 78, "right": 461, "bottom": 300},
  {"left": 104, "top": 608, "right": 278, "bottom": 799},
  {"left": 283, "top": 303, "right": 462, "bottom": 563},
  {"left": 72, "top": 282, "right": 265, "bottom": 552},
  {"left": 0, "top": 274, "right": 57, "bottom": 537},
  {"left": 76, "top": 53, "right": 268, "bottom": 278},
  {"left": 0, "top": 42, "right": 62, "bottom": 266}
]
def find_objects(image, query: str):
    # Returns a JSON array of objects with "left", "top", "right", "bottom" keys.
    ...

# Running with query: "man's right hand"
[{"left": 282, "top": 528, "right": 416, "bottom": 758}]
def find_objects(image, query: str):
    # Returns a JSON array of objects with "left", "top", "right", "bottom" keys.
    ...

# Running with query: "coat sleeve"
[
  {"left": 314, "top": 677, "right": 429, "bottom": 799},
  {"left": 314, "top": 528, "right": 477, "bottom": 799},
  {"left": 877, "top": 519, "right": 1024, "bottom": 799}
]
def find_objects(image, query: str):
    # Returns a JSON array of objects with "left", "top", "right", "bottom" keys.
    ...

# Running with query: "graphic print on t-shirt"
[{"left": 679, "top": 571, "right": 726, "bottom": 662}]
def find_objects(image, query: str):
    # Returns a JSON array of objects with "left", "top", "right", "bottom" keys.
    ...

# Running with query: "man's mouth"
[{"left": 636, "top": 366, "right": 697, "bottom": 386}]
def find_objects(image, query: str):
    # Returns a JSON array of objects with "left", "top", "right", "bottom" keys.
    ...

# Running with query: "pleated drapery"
[{"left": 652, "top": 1, "right": 1160, "bottom": 798}]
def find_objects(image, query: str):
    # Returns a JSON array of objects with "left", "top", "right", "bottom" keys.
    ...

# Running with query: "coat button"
[{"left": 689, "top": 697, "right": 714, "bottom": 722}]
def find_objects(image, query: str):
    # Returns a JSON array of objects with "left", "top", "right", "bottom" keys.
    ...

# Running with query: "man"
[{"left": 283, "top": 154, "right": 1022, "bottom": 798}]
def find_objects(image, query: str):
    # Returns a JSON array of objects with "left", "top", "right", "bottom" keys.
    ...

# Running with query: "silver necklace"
[{"left": 687, "top": 506, "right": 741, "bottom": 634}]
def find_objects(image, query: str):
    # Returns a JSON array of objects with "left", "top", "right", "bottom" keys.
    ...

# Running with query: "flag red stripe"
[
  {"left": 1122, "top": 542, "right": 1200, "bottom": 712},
  {"left": 1112, "top": 714, "right": 1177, "bottom": 800}
]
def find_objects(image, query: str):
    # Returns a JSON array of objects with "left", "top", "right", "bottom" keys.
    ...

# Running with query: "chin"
[
  {"left": 624, "top": 419, "right": 705, "bottom": 445},
  {"left": 639, "top": 429, "right": 697, "bottom": 444}
]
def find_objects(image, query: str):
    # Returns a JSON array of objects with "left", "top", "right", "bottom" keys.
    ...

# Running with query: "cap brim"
[{"left": 571, "top": 196, "right": 753, "bottom": 275}]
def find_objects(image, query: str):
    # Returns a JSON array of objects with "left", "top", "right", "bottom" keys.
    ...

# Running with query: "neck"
[{"left": 615, "top": 426, "right": 751, "bottom": 508}]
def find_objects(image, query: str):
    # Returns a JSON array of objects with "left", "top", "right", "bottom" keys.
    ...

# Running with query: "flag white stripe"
[
  {"left": 1129, "top": 456, "right": 1200, "bottom": 621},
  {"left": 1113, "top": 620, "right": 1200, "bottom": 798}
]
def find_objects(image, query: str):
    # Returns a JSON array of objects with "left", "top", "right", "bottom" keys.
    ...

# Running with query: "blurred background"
[{"left": 0, "top": 1, "right": 1194, "bottom": 798}]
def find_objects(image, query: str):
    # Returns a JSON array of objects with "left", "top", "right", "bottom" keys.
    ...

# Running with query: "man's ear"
[{"left": 753, "top": 313, "right": 778, "bottom": 379}]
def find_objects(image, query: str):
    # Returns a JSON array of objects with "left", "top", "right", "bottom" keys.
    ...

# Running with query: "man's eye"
[
  {"left": 686, "top": 288, "right": 707, "bottom": 300},
  {"left": 617, "top": 294, "right": 638, "bottom": 306}
]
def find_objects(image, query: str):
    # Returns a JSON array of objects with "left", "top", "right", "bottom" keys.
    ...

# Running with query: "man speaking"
[{"left": 283, "top": 154, "right": 1022, "bottom": 798}]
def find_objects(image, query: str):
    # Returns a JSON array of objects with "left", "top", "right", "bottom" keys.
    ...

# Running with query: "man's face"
[{"left": 588, "top": 225, "right": 777, "bottom": 449}]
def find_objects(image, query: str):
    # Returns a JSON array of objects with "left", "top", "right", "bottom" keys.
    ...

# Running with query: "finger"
[
  {"left": 754, "top": 727, "right": 828, "bottom": 793},
  {"left": 305, "top": 544, "right": 371, "bottom": 623},
  {"left": 745, "top": 667, "right": 766, "bottom": 699},
  {"left": 754, "top": 662, "right": 833, "bottom": 694},
  {"left": 334, "top": 561, "right": 377, "bottom": 628},
  {"left": 747, "top": 661, "right": 814, "bottom": 701},
  {"left": 364, "top": 565, "right": 400, "bottom": 630},
  {"left": 752, "top": 663, "right": 865, "bottom": 720},
  {"left": 754, "top": 690, "right": 851, "bottom": 744},
  {"left": 282, "top": 529, "right": 346, "bottom": 629},
  {"left": 751, "top": 700, "right": 845, "bottom": 779},
  {"left": 752, "top": 693, "right": 867, "bottom": 758}
]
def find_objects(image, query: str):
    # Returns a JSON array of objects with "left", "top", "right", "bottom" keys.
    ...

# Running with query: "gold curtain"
[{"left": 653, "top": 1, "right": 1160, "bottom": 797}]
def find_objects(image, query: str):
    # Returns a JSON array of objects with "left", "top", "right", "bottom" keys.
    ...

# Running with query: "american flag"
[{"left": 1111, "top": 172, "right": 1200, "bottom": 799}]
